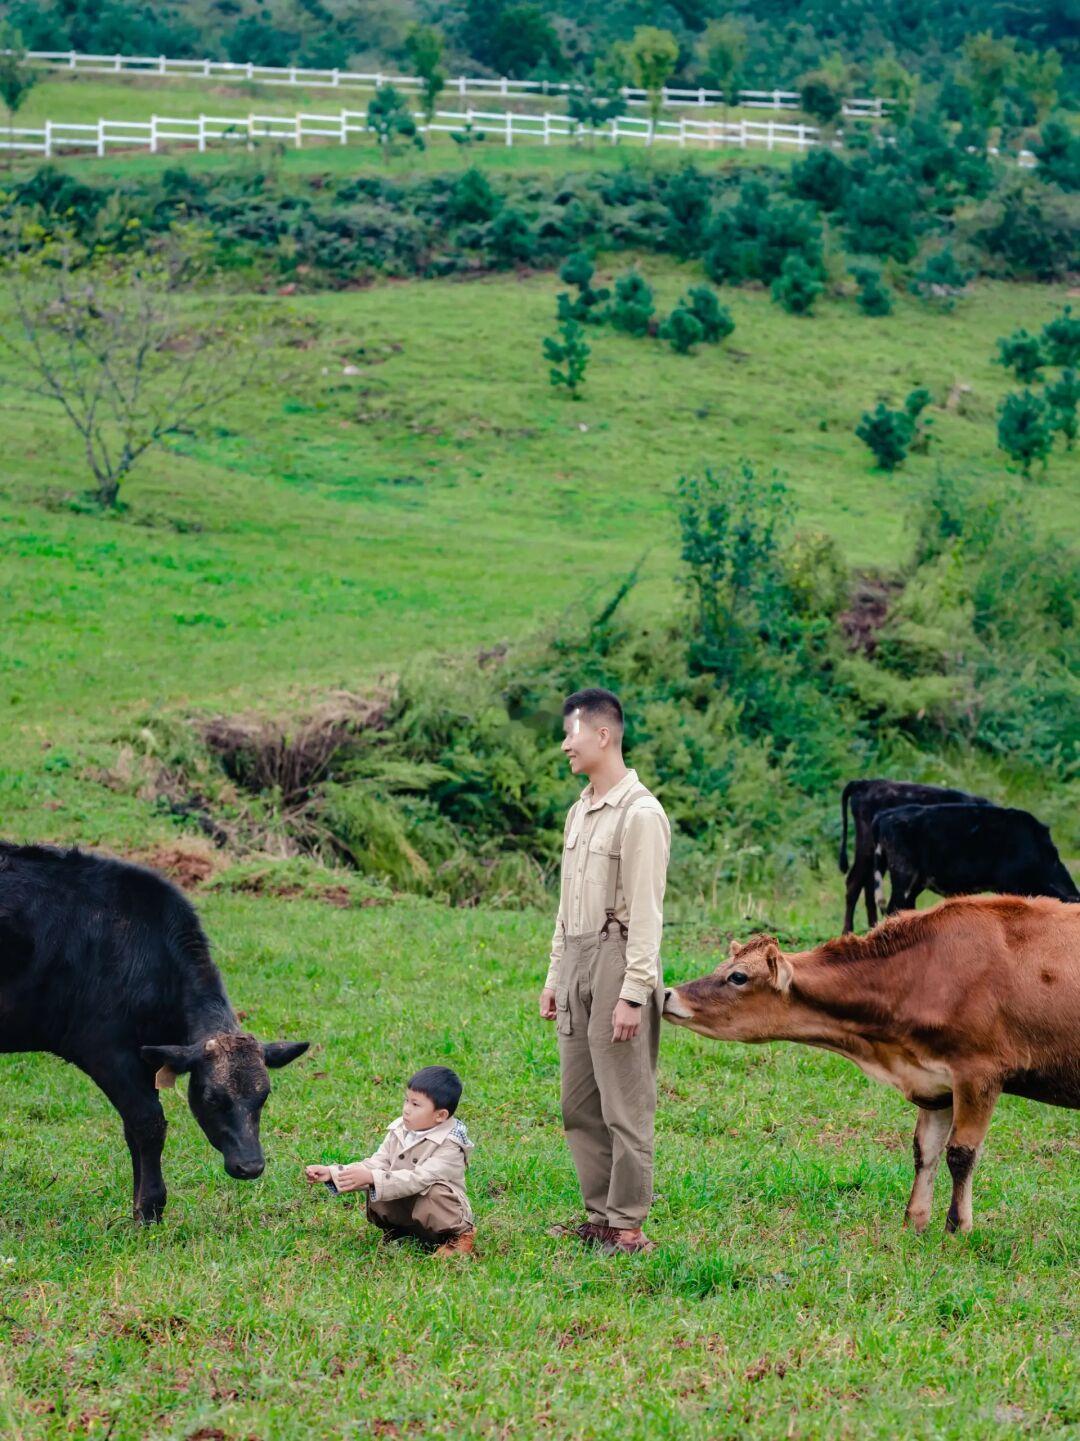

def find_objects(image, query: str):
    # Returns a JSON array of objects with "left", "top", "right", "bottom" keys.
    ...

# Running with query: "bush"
[
  {"left": 1045, "top": 371, "right": 1079, "bottom": 447},
  {"left": 484, "top": 206, "right": 537, "bottom": 266},
  {"left": 660, "top": 305, "right": 705, "bottom": 354},
  {"left": 556, "top": 251, "right": 609, "bottom": 324},
  {"left": 842, "top": 165, "right": 920, "bottom": 262},
  {"left": 704, "top": 177, "right": 823, "bottom": 285},
  {"left": 1032, "top": 118, "right": 1080, "bottom": 192},
  {"left": 608, "top": 270, "right": 655, "bottom": 335},
  {"left": 995, "top": 328, "right": 1045, "bottom": 383},
  {"left": 1041, "top": 307, "right": 1080, "bottom": 369},
  {"left": 856, "top": 401, "right": 912, "bottom": 470},
  {"left": 799, "top": 71, "right": 843, "bottom": 127},
  {"left": 968, "top": 180, "right": 1078, "bottom": 281},
  {"left": 909, "top": 247, "right": 972, "bottom": 309},
  {"left": 682, "top": 286, "right": 734, "bottom": 343},
  {"left": 543, "top": 316, "right": 589, "bottom": 396},
  {"left": 447, "top": 167, "right": 500, "bottom": 224},
  {"left": 771, "top": 254, "right": 823, "bottom": 315},
  {"left": 790, "top": 149, "right": 848, "bottom": 211},
  {"left": 997, "top": 390, "right": 1053, "bottom": 475},
  {"left": 851, "top": 265, "right": 892, "bottom": 316}
]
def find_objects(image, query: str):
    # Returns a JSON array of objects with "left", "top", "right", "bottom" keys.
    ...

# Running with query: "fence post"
[
  {"left": 204, "top": 57, "right": 211, "bottom": 78},
  {"left": 699, "top": 87, "right": 705, "bottom": 106},
  {"left": 773, "top": 88, "right": 781, "bottom": 109},
  {"left": 741, "top": 119, "right": 747, "bottom": 149},
  {"left": 198, "top": 115, "right": 206, "bottom": 153},
  {"left": 44, "top": 118, "right": 52, "bottom": 158},
  {"left": 767, "top": 118, "right": 774, "bottom": 151},
  {"left": 248, "top": 113, "right": 255, "bottom": 149},
  {"left": 459, "top": 75, "right": 465, "bottom": 97},
  {"left": 375, "top": 72, "right": 382, "bottom": 89},
  {"left": 69, "top": 49, "right": 76, "bottom": 69},
  {"left": 98, "top": 118, "right": 105, "bottom": 157},
  {"left": 295, "top": 113, "right": 302, "bottom": 148},
  {"left": 340, "top": 110, "right": 347, "bottom": 144},
  {"left": 246, "top": 61, "right": 254, "bottom": 81},
  {"left": 505, "top": 111, "right": 512, "bottom": 146},
  {"left": 114, "top": 53, "right": 121, "bottom": 72},
  {"left": 798, "top": 122, "right": 805, "bottom": 150},
  {"left": 332, "top": 67, "right": 339, "bottom": 87},
  {"left": 158, "top": 54, "right": 166, "bottom": 75},
  {"left": 543, "top": 111, "right": 550, "bottom": 146},
  {"left": 680, "top": 115, "right": 686, "bottom": 148}
]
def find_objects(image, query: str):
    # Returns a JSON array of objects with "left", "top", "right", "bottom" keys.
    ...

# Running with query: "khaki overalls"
[{"left": 553, "top": 785, "right": 665, "bottom": 1230}]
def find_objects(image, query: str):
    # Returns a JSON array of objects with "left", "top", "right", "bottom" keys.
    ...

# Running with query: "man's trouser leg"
[
  {"left": 367, "top": 1183, "right": 471, "bottom": 1243},
  {"left": 557, "top": 929, "right": 661, "bottom": 1229}
]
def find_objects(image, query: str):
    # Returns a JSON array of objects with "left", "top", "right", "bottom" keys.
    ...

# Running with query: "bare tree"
[{"left": 1, "top": 233, "right": 267, "bottom": 508}]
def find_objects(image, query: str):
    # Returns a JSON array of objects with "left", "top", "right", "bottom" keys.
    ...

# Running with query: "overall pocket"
[{"left": 555, "top": 985, "right": 573, "bottom": 1036}]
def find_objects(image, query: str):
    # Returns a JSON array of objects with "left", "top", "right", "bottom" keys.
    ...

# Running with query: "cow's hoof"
[{"left": 904, "top": 1209, "right": 930, "bottom": 1234}]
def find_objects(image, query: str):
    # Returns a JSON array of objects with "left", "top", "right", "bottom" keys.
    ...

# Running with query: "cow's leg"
[
  {"left": 82, "top": 1057, "right": 168, "bottom": 1224},
  {"left": 842, "top": 863, "right": 864, "bottom": 933},
  {"left": 863, "top": 867, "right": 879, "bottom": 929},
  {"left": 904, "top": 1103, "right": 953, "bottom": 1233},
  {"left": 944, "top": 1082, "right": 1000, "bottom": 1236}
]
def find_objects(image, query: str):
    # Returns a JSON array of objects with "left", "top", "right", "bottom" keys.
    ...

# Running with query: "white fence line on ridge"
[
  {"left": 20, "top": 48, "right": 894, "bottom": 117},
  {"left": 0, "top": 106, "right": 1037, "bottom": 166}
]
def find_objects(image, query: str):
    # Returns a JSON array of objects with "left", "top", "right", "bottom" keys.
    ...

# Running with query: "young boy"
[{"left": 304, "top": 1065, "right": 476, "bottom": 1257}]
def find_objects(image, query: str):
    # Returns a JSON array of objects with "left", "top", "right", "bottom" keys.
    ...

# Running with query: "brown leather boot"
[
  {"left": 601, "top": 1228, "right": 656, "bottom": 1255},
  {"left": 575, "top": 1221, "right": 618, "bottom": 1247},
  {"left": 434, "top": 1229, "right": 476, "bottom": 1258}
]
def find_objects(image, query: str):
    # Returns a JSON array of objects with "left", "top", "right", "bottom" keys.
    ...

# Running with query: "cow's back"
[{"left": 0, "top": 843, "right": 196, "bottom": 1056}]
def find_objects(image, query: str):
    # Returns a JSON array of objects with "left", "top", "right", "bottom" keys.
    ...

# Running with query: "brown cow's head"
[
  {"left": 141, "top": 1033, "right": 308, "bottom": 1179},
  {"left": 663, "top": 935, "right": 794, "bottom": 1041}
]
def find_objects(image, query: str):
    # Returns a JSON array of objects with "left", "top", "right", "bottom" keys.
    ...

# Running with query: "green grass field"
[{"left": 1, "top": 149, "right": 1078, "bottom": 1438}]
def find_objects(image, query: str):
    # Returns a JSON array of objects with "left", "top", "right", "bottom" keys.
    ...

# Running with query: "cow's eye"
[{"left": 729, "top": 971, "right": 748, "bottom": 986}]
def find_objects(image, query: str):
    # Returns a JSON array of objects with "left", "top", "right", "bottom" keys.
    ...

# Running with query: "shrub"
[
  {"left": 967, "top": 179, "right": 1078, "bottom": 281},
  {"left": 682, "top": 285, "right": 734, "bottom": 343},
  {"left": 484, "top": 206, "right": 536, "bottom": 265},
  {"left": 704, "top": 178, "right": 822, "bottom": 285},
  {"left": 771, "top": 254, "right": 823, "bottom": 315},
  {"left": 996, "top": 328, "right": 1045, "bottom": 383},
  {"left": 660, "top": 304, "right": 705, "bottom": 354},
  {"left": 851, "top": 265, "right": 892, "bottom": 316},
  {"left": 608, "top": 270, "right": 654, "bottom": 335},
  {"left": 366, "top": 86, "right": 422, "bottom": 161},
  {"left": 543, "top": 316, "right": 589, "bottom": 396},
  {"left": 1040, "top": 306, "right": 1080, "bottom": 369},
  {"left": 556, "top": 251, "right": 609, "bottom": 324},
  {"left": 856, "top": 402, "right": 913, "bottom": 470},
  {"left": 799, "top": 71, "right": 843, "bottom": 127},
  {"left": 662, "top": 166, "right": 714, "bottom": 258},
  {"left": 997, "top": 390, "right": 1052, "bottom": 475},
  {"left": 1045, "top": 370, "right": 1078, "bottom": 448},
  {"left": 447, "top": 167, "right": 500, "bottom": 224},
  {"left": 909, "top": 247, "right": 972, "bottom": 309},
  {"left": 842, "top": 166, "right": 920, "bottom": 262},
  {"left": 789, "top": 149, "right": 847, "bottom": 211},
  {"left": 1032, "top": 118, "right": 1080, "bottom": 192}
]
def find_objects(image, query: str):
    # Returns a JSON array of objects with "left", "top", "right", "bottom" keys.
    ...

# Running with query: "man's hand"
[
  {"left": 611, "top": 999, "right": 642, "bottom": 1043},
  {"left": 539, "top": 987, "right": 557, "bottom": 1021},
  {"left": 333, "top": 1163, "right": 374, "bottom": 1193},
  {"left": 304, "top": 1164, "right": 332, "bottom": 1185}
]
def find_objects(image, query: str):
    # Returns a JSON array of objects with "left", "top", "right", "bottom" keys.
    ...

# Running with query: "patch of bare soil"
[
  {"left": 838, "top": 573, "right": 903, "bottom": 658},
  {"left": 127, "top": 841, "right": 225, "bottom": 891}
]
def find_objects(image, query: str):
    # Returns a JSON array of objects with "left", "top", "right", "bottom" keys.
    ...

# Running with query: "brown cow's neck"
[{"left": 781, "top": 943, "right": 923, "bottom": 1044}]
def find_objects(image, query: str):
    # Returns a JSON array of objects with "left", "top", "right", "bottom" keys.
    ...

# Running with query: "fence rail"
[
  {"left": 21, "top": 48, "right": 893, "bottom": 117},
  {"left": 0, "top": 106, "right": 1036, "bottom": 166}
]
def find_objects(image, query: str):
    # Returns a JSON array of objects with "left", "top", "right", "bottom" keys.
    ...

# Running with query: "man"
[{"left": 539, "top": 687, "right": 671, "bottom": 1255}]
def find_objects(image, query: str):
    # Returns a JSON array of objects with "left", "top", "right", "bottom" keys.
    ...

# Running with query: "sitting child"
[{"left": 305, "top": 1065, "right": 476, "bottom": 1257}]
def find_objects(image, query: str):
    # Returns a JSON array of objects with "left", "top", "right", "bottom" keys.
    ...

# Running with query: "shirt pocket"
[
  {"left": 555, "top": 984, "right": 573, "bottom": 1036},
  {"left": 583, "top": 831, "right": 612, "bottom": 887}
]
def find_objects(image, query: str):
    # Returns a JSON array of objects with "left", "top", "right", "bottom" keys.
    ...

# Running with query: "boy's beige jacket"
[{"left": 333, "top": 1116, "right": 474, "bottom": 1217}]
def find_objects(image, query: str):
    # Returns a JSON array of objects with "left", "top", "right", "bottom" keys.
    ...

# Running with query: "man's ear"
[
  {"left": 263, "top": 1040, "right": 310, "bottom": 1069},
  {"left": 764, "top": 943, "right": 793, "bottom": 994}
]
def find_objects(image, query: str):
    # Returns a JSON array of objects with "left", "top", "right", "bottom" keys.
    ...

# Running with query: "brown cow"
[{"left": 663, "top": 896, "right": 1080, "bottom": 1234}]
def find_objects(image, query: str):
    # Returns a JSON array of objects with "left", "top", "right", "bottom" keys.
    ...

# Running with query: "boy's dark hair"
[
  {"left": 562, "top": 687, "right": 624, "bottom": 735},
  {"left": 408, "top": 1065, "right": 463, "bottom": 1116}
]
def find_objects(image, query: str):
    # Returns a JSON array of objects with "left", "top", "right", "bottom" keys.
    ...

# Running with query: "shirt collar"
[
  {"left": 391, "top": 1115, "right": 456, "bottom": 1149},
  {"left": 580, "top": 768, "right": 639, "bottom": 813}
]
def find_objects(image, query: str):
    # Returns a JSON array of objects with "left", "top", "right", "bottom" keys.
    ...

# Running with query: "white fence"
[
  {"left": 0, "top": 107, "right": 833, "bottom": 159},
  {"left": 23, "top": 48, "right": 893, "bottom": 118}
]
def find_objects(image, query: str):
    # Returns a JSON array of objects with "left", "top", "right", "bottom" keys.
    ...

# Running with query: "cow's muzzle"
[
  {"left": 225, "top": 1154, "right": 265, "bottom": 1180},
  {"left": 662, "top": 987, "right": 693, "bottom": 1020}
]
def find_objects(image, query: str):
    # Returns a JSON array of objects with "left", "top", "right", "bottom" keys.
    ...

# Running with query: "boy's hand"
[
  {"left": 611, "top": 999, "right": 642, "bottom": 1043},
  {"left": 539, "top": 987, "right": 557, "bottom": 1020},
  {"left": 305, "top": 1164, "right": 332, "bottom": 1184},
  {"left": 333, "top": 1163, "right": 374, "bottom": 1193}
]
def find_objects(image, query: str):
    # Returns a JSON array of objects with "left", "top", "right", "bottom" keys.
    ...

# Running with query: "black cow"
[
  {"left": 0, "top": 843, "right": 309, "bottom": 1223},
  {"left": 872, "top": 803, "right": 1080, "bottom": 914},
  {"left": 838, "top": 779, "right": 989, "bottom": 933}
]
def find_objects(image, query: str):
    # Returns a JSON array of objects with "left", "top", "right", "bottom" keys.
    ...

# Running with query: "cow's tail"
[{"left": 839, "top": 781, "right": 855, "bottom": 873}]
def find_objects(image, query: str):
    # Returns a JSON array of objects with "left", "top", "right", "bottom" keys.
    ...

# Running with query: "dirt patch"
[
  {"left": 838, "top": 573, "right": 902, "bottom": 658},
  {"left": 127, "top": 841, "right": 226, "bottom": 891}
]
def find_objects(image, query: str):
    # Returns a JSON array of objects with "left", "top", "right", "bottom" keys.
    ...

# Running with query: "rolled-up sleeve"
[{"left": 618, "top": 802, "right": 670, "bottom": 1005}]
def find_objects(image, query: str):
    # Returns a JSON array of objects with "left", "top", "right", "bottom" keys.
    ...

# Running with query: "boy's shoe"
[
  {"left": 575, "top": 1222, "right": 617, "bottom": 1247},
  {"left": 434, "top": 1229, "right": 476, "bottom": 1258},
  {"left": 600, "top": 1228, "right": 656, "bottom": 1255}
]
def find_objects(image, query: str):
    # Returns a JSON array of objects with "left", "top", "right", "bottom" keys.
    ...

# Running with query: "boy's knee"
[{"left": 413, "top": 1182, "right": 468, "bottom": 1235}]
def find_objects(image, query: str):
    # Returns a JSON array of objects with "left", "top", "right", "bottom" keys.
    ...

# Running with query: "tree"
[
  {"left": 856, "top": 402, "right": 911, "bottom": 470},
  {"left": 556, "top": 252, "right": 609, "bottom": 325},
  {"left": 464, "top": 0, "right": 563, "bottom": 78},
  {"left": 405, "top": 24, "right": 446, "bottom": 128},
  {"left": 872, "top": 56, "right": 917, "bottom": 125},
  {"left": 366, "top": 86, "right": 422, "bottom": 163},
  {"left": 771, "top": 254, "right": 823, "bottom": 315},
  {"left": 960, "top": 32, "right": 1018, "bottom": 126},
  {"left": 683, "top": 285, "right": 734, "bottom": 343},
  {"left": 0, "top": 234, "right": 265, "bottom": 509},
  {"left": 625, "top": 27, "right": 680, "bottom": 141},
  {"left": 1032, "top": 118, "right": 1080, "bottom": 192},
  {"left": 660, "top": 304, "right": 705, "bottom": 354},
  {"left": 799, "top": 70, "right": 844, "bottom": 128},
  {"left": 790, "top": 149, "right": 848, "bottom": 211},
  {"left": 1045, "top": 370, "right": 1078, "bottom": 448},
  {"left": 995, "top": 328, "right": 1045, "bottom": 383},
  {"left": 608, "top": 271, "right": 654, "bottom": 336},
  {"left": 697, "top": 18, "right": 747, "bottom": 112},
  {"left": 851, "top": 265, "right": 892, "bottom": 316},
  {"left": 997, "top": 390, "right": 1052, "bottom": 476},
  {"left": 0, "top": 27, "right": 38, "bottom": 160},
  {"left": 543, "top": 316, "right": 589, "bottom": 396},
  {"left": 1012, "top": 48, "right": 1061, "bottom": 125},
  {"left": 1041, "top": 307, "right": 1080, "bottom": 369},
  {"left": 909, "top": 248, "right": 972, "bottom": 309},
  {"left": 566, "top": 76, "right": 626, "bottom": 145}
]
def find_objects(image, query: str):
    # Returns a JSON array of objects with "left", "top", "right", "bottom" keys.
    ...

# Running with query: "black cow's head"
[{"left": 141, "top": 1033, "right": 308, "bottom": 1179}]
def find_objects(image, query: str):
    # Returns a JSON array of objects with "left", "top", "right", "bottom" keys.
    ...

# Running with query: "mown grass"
[{"left": 1, "top": 895, "right": 1077, "bottom": 1439}]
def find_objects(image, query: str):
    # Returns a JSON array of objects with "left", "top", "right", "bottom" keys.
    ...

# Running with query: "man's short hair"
[
  {"left": 407, "top": 1065, "right": 463, "bottom": 1115},
  {"left": 562, "top": 687, "right": 624, "bottom": 735}
]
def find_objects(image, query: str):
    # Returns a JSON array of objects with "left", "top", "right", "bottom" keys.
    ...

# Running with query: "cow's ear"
[
  {"left": 141, "top": 1043, "right": 202, "bottom": 1074},
  {"left": 263, "top": 1040, "right": 310, "bottom": 1069},
  {"left": 764, "top": 943, "right": 793, "bottom": 994},
  {"left": 727, "top": 938, "right": 740, "bottom": 959}
]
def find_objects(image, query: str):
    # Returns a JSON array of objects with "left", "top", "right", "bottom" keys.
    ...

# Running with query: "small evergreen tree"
[
  {"left": 608, "top": 271, "right": 654, "bottom": 335},
  {"left": 909, "top": 248, "right": 972, "bottom": 309},
  {"left": 799, "top": 70, "right": 844, "bottom": 127},
  {"left": 0, "top": 27, "right": 37, "bottom": 162},
  {"left": 997, "top": 390, "right": 1052, "bottom": 475},
  {"left": 660, "top": 305, "right": 705, "bottom": 354},
  {"left": 995, "top": 328, "right": 1045, "bottom": 383},
  {"left": 856, "top": 402, "right": 913, "bottom": 470},
  {"left": 904, "top": 387, "right": 935, "bottom": 452},
  {"left": 366, "top": 86, "right": 422, "bottom": 162},
  {"left": 405, "top": 24, "right": 446, "bottom": 128},
  {"left": 771, "top": 254, "right": 823, "bottom": 315},
  {"left": 566, "top": 76, "right": 626, "bottom": 144},
  {"left": 1032, "top": 117, "right": 1080, "bottom": 191},
  {"left": 447, "top": 167, "right": 499, "bottom": 224},
  {"left": 485, "top": 207, "right": 535, "bottom": 265},
  {"left": 683, "top": 285, "right": 734, "bottom": 343},
  {"left": 1040, "top": 306, "right": 1080, "bottom": 369},
  {"left": 543, "top": 317, "right": 590, "bottom": 396},
  {"left": 851, "top": 265, "right": 892, "bottom": 316},
  {"left": 1045, "top": 370, "right": 1078, "bottom": 448},
  {"left": 556, "top": 252, "right": 609, "bottom": 324}
]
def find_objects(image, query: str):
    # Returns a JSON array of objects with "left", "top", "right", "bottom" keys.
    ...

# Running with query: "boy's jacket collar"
[{"left": 388, "top": 1115, "right": 457, "bottom": 1151}]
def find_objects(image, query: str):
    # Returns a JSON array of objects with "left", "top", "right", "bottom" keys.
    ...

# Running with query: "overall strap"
[{"left": 601, "top": 785, "right": 649, "bottom": 938}]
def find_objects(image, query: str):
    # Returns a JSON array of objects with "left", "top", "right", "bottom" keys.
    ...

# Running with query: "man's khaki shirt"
[{"left": 545, "top": 768, "right": 670, "bottom": 1006}]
